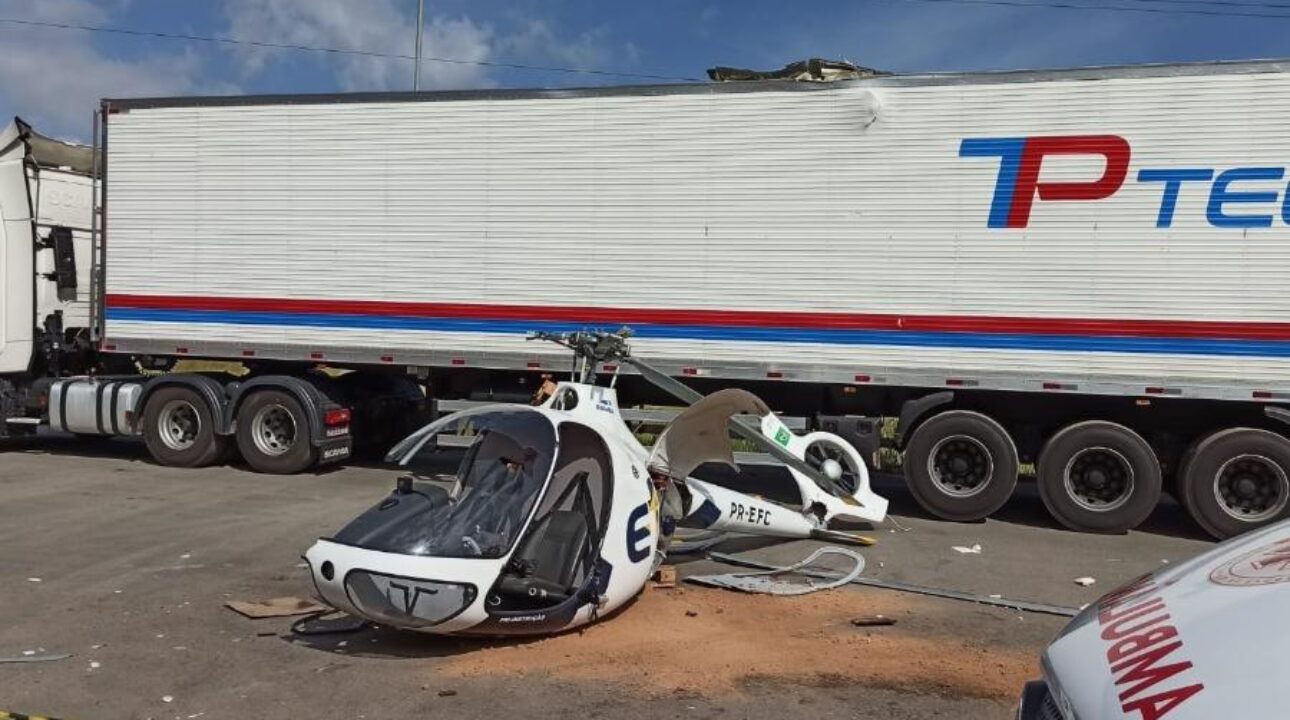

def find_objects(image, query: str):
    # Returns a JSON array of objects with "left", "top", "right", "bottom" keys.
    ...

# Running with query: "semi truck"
[{"left": 4, "top": 58, "right": 1290, "bottom": 539}]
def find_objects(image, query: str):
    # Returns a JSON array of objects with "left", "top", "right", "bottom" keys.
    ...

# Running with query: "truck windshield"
[{"left": 334, "top": 409, "right": 557, "bottom": 559}]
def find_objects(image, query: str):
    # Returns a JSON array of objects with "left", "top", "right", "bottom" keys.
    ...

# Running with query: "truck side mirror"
[{"left": 43, "top": 226, "right": 77, "bottom": 302}]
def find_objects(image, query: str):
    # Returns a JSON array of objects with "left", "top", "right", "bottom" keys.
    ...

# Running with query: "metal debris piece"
[
  {"left": 289, "top": 610, "right": 369, "bottom": 636},
  {"left": 708, "top": 551, "right": 1079, "bottom": 617},
  {"left": 850, "top": 615, "right": 896, "bottom": 627},
  {"left": 707, "top": 58, "right": 883, "bottom": 83},
  {"left": 687, "top": 547, "right": 866, "bottom": 596},
  {"left": 952, "top": 544, "right": 983, "bottom": 554},
  {"left": 1073, "top": 577, "right": 1097, "bottom": 587},
  {"left": 0, "top": 653, "right": 70, "bottom": 664},
  {"left": 669, "top": 530, "right": 731, "bottom": 555}
]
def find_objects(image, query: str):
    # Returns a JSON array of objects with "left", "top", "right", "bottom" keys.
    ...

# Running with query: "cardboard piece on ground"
[
  {"left": 226, "top": 596, "right": 326, "bottom": 619},
  {"left": 652, "top": 566, "right": 678, "bottom": 589}
]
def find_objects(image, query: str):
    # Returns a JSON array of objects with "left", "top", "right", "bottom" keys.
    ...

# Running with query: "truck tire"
[
  {"left": 903, "top": 410, "right": 1018, "bottom": 521},
  {"left": 1179, "top": 428, "right": 1290, "bottom": 540},
  {"left": 141, "top": 386, "right": 226, "bottom": 468},
  {"left": 1037, "top": 421, "right": 1161, "bottom": 533},
  {"left": 235, "top": 390, "right": 317, "bottom": 474}
]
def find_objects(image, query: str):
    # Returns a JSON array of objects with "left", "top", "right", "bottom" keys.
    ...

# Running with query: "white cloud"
[
  {"left": 0, "top": 0, "right": 210, "bottom": 140},
  {"left": 221, "top": 0, "right": 626, "bottom": 91},
  {"left": 497, "top": 20, "right": 614, "bottom": 72},
  {"left": 223, "top": 0, "right": 494, "bottom": 91}
]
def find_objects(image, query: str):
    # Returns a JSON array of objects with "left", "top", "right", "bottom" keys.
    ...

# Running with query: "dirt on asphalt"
[{"left": 442, "top": 584, "right": 1038, "bottom": 699}]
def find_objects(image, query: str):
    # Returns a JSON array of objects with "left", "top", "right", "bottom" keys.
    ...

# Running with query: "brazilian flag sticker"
[{"left": 774, "top": 427, "right": 792, "bottom": 447}]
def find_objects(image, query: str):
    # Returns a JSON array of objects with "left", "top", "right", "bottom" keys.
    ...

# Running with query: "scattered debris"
[
  {"left": 162, "top": 695, "right": 174, "bottom": 703},
  {"left": 255, "top": 631, "right": 277, "bottom": 638},
  {"left": 685, "top": 610, "right": 699, "bottom": 617},
  {"left": 850, "top": 615, "right": 896, "bottom": 627},
  {"left": 180, "top": 553, "right": 192, "bottom": 559},
  {"left": 652, "top": 566, "right": 678, "bottom": 589},
  {"left": 226, "top": 596, "right": 327, "bottom": 619},
  {"left": 89, "top": 661, "right": 101, "bottom": 669},
  {"left": 26, "top": 577, "right": 41, "bottom": 583},
  {"left": 1073, "top": 577, "right": 1097, "bottom": 587},
  {"left": 437, "top": 689, "right": 458, "bottom": 698},
  {"left": 952, "top": 544, "right": 983, "bottom": 555},
  {"left": 688, "top": 547, "right": 866, "bottom": 596},
  {"left": 708, "top": 551, "right": 1079, "bottom": 617}
]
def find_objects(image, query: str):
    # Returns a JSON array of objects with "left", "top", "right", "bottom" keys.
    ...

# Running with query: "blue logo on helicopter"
[{"left": 626, "top": 503, "right": 652, "bottom": 563}]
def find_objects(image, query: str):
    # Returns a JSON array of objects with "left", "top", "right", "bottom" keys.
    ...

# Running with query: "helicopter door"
[{"left": 490, "top": 422, "right": 613, "bottom": 611}]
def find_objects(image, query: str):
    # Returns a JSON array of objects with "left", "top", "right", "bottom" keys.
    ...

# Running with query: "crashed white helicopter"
[{"left": 305, "top": 330, "right": 888, "bottom": 636}]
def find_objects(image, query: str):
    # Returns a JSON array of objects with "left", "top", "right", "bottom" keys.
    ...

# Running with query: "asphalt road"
[{"left": 0, "top": 434, "right": 1216, "bottom": 720}]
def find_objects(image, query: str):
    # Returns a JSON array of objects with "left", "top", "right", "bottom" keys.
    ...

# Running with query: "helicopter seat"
[{"left": 501, "top": 510, "right": 589, "bottom": 602}]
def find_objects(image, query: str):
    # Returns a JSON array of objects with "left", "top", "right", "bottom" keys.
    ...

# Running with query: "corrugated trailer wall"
[{"left": 102, "top": 62, "right": 1290, "bottom": 400}]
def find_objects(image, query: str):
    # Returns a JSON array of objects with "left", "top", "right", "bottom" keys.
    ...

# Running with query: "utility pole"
[{"left": 413, "top": 0, "right": 425, "bottom": 91}]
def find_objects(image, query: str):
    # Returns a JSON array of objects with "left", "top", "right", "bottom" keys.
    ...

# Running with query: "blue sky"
[{"left": 0, "top": 0, "right": 1283, "bottom": 140}]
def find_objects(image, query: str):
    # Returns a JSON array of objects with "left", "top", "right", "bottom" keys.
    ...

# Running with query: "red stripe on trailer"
[
  {"left": 103, "top": 293, "right": 1290, "bottom": 342},
  {"left": 854, "top": 374, "right": 871, "bottom": 383}
]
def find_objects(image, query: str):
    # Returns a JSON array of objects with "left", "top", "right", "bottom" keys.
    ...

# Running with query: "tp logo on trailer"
[
  {"left": 959, "top": 135, "right": 1131, "bottom": 228},
  {"left": 960, "top": 134, "right": 1290, "bottom": 229}
]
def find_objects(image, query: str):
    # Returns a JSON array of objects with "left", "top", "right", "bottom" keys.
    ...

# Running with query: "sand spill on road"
[{"left": 440, "top": 585, "right": 1039, "bottom": 699}]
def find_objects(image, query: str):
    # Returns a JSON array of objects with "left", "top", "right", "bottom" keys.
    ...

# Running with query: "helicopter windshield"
[{"left": 333, "top": 409, "right": 557, "bottom": 559}]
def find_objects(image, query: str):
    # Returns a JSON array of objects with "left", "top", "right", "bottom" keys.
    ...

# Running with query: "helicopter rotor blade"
[{"left": 620, "top": 356, "right": 703, "bottom": 404}]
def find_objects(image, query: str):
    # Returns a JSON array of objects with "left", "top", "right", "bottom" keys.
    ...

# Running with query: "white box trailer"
[{"left": 6, "top": 58, "right": 1290, "bottom": 538}]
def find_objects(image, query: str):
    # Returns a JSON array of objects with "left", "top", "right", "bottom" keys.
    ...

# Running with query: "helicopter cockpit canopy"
[{"left": 335, "top": 408, "right": 557, "bottom": 559}]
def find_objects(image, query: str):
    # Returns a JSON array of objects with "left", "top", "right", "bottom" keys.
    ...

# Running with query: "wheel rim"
[
  {"left": 1213, "top": 454, "right": 1289, "bottom": 523},
  {"left": 157, "top": 400, "right": 201, "bottom": 452},
  {"left": 251, "top": 404, "right": 297, "bottom": 457},
  {"left": 927, "top": 435, "right": 994, "bottom": 497},
  {"left": 1063, "top": 446, "right": 1134, "bottom": 512}
]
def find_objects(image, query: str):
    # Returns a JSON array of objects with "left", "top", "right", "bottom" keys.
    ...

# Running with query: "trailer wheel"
[
  {"left": 141, "top": 386, "right": 226, "bottom": 468},
  {"left": 1179, "top": 428, "right": 1290, "bottom": 540},
  {"left": 235, "top": 390, "right": 317, "bottom": 474},
  {"left": 903, "top": 410, "right": 1018, "bottom": 521},
  {"left": 1037, "top": 421, "right": 1161, "bottom": 533}
]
